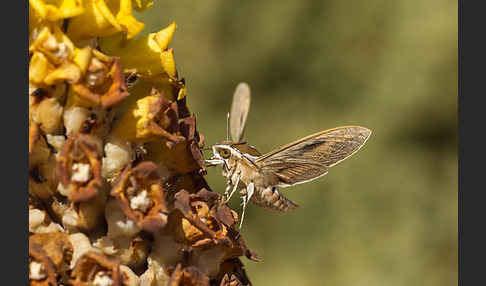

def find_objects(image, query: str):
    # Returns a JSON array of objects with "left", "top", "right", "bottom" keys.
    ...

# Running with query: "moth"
[{"left": 206, "top": 82, "right": 372, "bottom": 228}]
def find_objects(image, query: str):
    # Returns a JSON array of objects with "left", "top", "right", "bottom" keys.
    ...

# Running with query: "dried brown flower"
[
  {"left": 110, "top": 87, "right": 185, "bottom": 145},
  {"left": 56, "top": 133, "right": 103, "bottom": 202},
  {"left": 69, "top": 252, "right": 122, "bottom": 286},
  {"left": 145, "top": 114, "right": 206, "bottom": 175},
  {"left": 29, "top": 232, "right": 74, "bottom": 285},
  {"left": 111, "top": 161, "right": 169, "bottom": 232},
  {"left": 69, "top": 54, "right": 130, "bottom": 108}
]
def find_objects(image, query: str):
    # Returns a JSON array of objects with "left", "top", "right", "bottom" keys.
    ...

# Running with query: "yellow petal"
[
  {"left": 98, "top": 22, "right": 177, "bottom": 78},
  {"left": 109, "top": 95, "right": 154, "bottom": 142},
  {"left": 153, "top": 22, "right": 176, "bottom": 51},
  {"left": 66, "top": 86, "right": 99, "bottom": 108},
  {"left": 160, "top": 48, "right": 177, "bottom": 78},
  {"left": 72, "top": 46, "right": 93, "bottom": 74},
  {"left": 44, "top": 62, "right": 82, "bottom": 85},
  {"left": 67, "top": 0, "right": 145, "bottom": 45},
  {"left": 29, "top": 24, "right": 75, "bottom": 65},
  {"left": 29, "top": 0, "right": 85, "bottom": 21},
  {"left": 29, "top": 52, "right": 55, "bottom": 84},
  {"left": 177, "top": 85, "right": 187, "bottom": 100},
  {"left": 116, "top": 0, "right": 145, "bottom": 39}
]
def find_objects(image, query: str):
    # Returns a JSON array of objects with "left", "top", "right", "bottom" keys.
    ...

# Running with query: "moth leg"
[
  {"left": 226, "top": 173, "right": 240, "bottom": 203},
  {"left": 239, "top": 194, "right": 247, "bottom": 230},
  {"left": 223, "top": 184, "right": 232, "bottom": 201},
  {"left": 239, "top": 182, "right": 254, "bottom": 230},
  {"left": 246, "top": 181, "right": 255, "bottom": 203}
]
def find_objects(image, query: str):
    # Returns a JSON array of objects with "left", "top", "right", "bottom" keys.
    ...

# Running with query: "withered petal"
[
  {"left": 218, "top": 259, "right": 253, "bottom": 286},
  {"left": 174, "top": 190, "right": 216, "bottom": 239},
  {"left": 100, "top": 58, "right": 130, "bottom": 108},
  {"left": 211, "top": 204, "right": 237, "bottom": 228},
  {"left": 191, "top": 188, "right": 220, "bottom": 206}
]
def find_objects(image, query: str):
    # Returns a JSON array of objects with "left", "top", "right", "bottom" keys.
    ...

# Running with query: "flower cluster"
[{"left": 29, "top": 1, "right": 255, "bottom": 285}]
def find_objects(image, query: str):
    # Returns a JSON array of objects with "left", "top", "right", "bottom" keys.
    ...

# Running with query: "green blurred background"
[{"left": 138, "top": 1, "right": 457, "bottom": 285}]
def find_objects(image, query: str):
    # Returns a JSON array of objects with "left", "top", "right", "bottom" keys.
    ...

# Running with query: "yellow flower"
[
  {"left": 29, "top": 25, "right": 85, "bottom": 85},
  {"left": 66, "top": 50, "right": 129, "bottom": 108},
  {"left": 29, "top": 25, "right": 75, "bottom": 64},
  {"left": 67, "top": 0, "right": 145, "bottom": 45},
  {"left": 99, "top": 22, "right": 177, "bottom": 79},
  {"left": 110, "top": 87, "right": 184, "bottom": 143},
  {"left": 29, "top": 0, "right": 85, "bottom": 22}
]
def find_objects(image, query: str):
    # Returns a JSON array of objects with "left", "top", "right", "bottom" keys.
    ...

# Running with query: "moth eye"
[{"left": 219, "top": 149, "right": 231, "bottom": 159}]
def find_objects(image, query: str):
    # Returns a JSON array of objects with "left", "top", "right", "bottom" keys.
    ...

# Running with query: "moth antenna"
[{"left": 226, "top": 112, "right": 230, "bottom": 141}]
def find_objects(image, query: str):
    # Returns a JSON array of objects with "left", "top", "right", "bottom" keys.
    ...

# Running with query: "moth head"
[
  {"left": 212, "top": 143, "right": 238, "bottom": 159},
  {"left": 206, "top": 141, "right": 260, "bottom": 169}
]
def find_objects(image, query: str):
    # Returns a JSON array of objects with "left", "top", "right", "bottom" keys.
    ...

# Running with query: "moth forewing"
[
  {"left": 229, "top": 82, "right": 251, "bottom": 142},
  {"left": 255, "top": 126, "right": 372, "bottom": 188}
]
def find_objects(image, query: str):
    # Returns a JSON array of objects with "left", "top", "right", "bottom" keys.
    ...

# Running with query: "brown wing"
[
  {"left": 229, "top": 82, "right": 251, "bottom": 142},
  {"left": 255, "top": 126, "right": 372, "bottom": 187}
]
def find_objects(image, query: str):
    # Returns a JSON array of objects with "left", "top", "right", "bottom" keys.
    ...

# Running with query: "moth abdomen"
[{"left": 251, "top": 186, "right": 298, "bottom": 212}]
